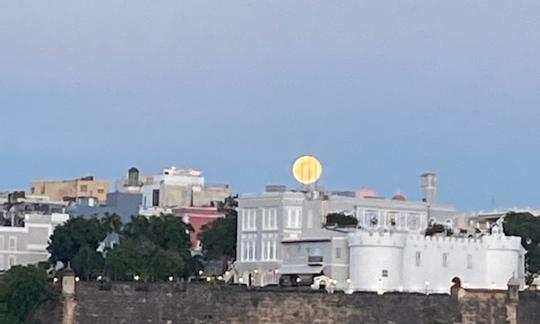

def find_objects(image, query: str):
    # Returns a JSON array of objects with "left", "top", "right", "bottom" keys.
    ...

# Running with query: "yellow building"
[{"left": 31, "top": 176, "right": 109, "bottom": 203}]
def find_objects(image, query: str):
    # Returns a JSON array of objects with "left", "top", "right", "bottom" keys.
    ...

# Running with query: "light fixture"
[
  {"left": 53, "top": 277, "right": 58, "bottom": 283},
  {"left": 169, "top": 276, "right": 174, "bottom": 282},
  {"left": 97, "top": 276, "right": 103, "bottom": 281},
  {"left": 346, "top": 278, "right": 351, "bottom": 284},
  {"left": 239, "top": 277, "right": 244, "bottom": 284},
  {"left": 296, "top": 277, "right": 301, "bottom": 283},
  {"left": 218, "top": 276, "right": 223, "bottom": 281},
  {"left": 206, "top": 277, "right": 212, "bottom": 282},
  {"left": 75, "top": 277, "right": 80, "bottom": 282},
  {"left": 134, "top": 275, "right": 140, "bottom": 281},
  {"left": 198, "top": 270, "right": 204, "bottom": 276}
]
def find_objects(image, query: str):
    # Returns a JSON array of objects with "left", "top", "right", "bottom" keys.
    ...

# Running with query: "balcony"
[{"left": 308, "top": 255, "right": 323, "bottom": 266}]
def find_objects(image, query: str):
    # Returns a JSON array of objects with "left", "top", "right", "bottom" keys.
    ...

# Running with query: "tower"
[{"left": 420, "top": 172, "right": 437, "bottom": 205}]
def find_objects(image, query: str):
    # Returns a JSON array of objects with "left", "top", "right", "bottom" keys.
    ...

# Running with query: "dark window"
[
  {"left": 152, "top": 189, "right": 160, "bottom": 207},
  {"left": 97, "top": 189, "right": 104, "bottom": 194},
  {"left": 80, "top": 185, "right": 88, "bottom": 192},
  {"left": 382, "top": 270, "right": 388, "bottom": 277}
]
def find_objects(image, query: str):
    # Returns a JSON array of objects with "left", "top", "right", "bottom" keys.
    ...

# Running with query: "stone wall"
[{"left": 29, "top": 281, "right": 540, "bottom": 324}]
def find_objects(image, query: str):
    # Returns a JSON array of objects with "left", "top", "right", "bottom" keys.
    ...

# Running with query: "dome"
[
  {"left": 356, "top": 188, "right": 380, "bottom": 198},
  {"left": 392, "top": 193, "right": 407, "bottom": 201}
]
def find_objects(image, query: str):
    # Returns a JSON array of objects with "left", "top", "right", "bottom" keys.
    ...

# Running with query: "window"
[
  {"left": 286, "top": 208, "right": 302, "bottom": 229},
  {"left": 336, "top": 247, "right": 342, "bottom": 259},
  {"left": 241, "top": 209, "right": 257, "bottom": 231},
  {"left": 97, "top": 188, "right": 105, "bottom": 194},
  {"left": 467, "top": 254, "right": 473, "bottom": 269},
  {"left": 415, "top": 251, "right": 422, "bottom": 267},
  {"left": 8, "top": 256, "right": 16, "bottom": 268},
  {"left": 8, "top": 237, "right": 16, "bottom": 251},
  {"left": 442, "top": 253, "right": 448, "bottom": 268},
  {"left": 382, "top": 269, "right": 388, "bottom": 278},
  {"left": 408, "top": 213, "right": 420, "bottom": 230},
  {"left": 0, "top": 235, "right": 4, "bottom": 250},
  {"left": 262, "top": 208, "right": 277, "bottom": 230},
  {"left": 261, "top": 236, "right": 277, "bottom": 261},
  {"left": 386, "top": 212, "right": 399, "bottom": 227},
  {"left": 80, "top": 185, "right": 88, "bottom": 192},
  {"left": 152, "top": 189, "right": 160, "bottom": 207},
  {"left": 364, "top": 210, "right": 379, "bottom": 228}
]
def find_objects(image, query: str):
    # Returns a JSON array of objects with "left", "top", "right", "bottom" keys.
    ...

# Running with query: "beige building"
[{"left": 31, "top": 176, "right": 110, "bottom": 203}]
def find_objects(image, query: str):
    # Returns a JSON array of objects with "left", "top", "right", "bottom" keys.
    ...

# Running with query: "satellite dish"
[{"left": 292, "top": 155, "right": 322, "bottom": 185}]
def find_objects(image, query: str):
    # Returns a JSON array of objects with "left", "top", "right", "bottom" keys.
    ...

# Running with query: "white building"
[
  {"left": 232, "top": 173, "right": 526, "bottom": 293},
  {"left": 0, "top": 192, "right": 69, "bottom": 270},
  {"left": 348, "top": 228, "right": 525, "bottom": 293}
]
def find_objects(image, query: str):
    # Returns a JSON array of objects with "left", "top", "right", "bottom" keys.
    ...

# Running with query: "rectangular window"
[
  {"left": 442, "top": 253, "right": 448, "bottom": 268},
  {"left": 8, "top": 237, "right": 16, "bottom": 251},
  {"left": 382, "top": 269, "right": 388, "bottom": 277},
  {"left": 467, "top": 254, "right": 473, "bottom": 269},
  {"left": 80, "top": 185, "right": 88, "bottom": 192},
  {"left": 336, "top": 247, "right": 342, "bottom": 259},
  {"left": 97, "top": 188, "right": 105, "bottom": 194},
  {"left": 415, "top": 251, "right": 422, "bottom": 267},
  {"left": 0, "top": 235, "right": 4, "bottom": 250},
  {"left": 152, "top": 189, "right": 160, "bottom": 207},
  {"left": 364, "top": 209, "right": 379, "bottom": 228},
  {"left": 8, "top": 255, "right": 16, "bottom": 268},
  {"left": 408, "top": 213, "right": 420, "bottom": 230}
]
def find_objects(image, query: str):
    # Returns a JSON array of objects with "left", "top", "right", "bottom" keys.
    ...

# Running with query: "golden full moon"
[{"left": 292, "top": 155, "right": 322, "bottom": 185}]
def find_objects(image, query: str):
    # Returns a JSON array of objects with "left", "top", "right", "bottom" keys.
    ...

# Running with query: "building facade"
[
  {"left": 31, "top": 176, "right": 110, "bottom": 203},
  {"left": 118, "top": 166, "right": 230, "bottom": 211},
  {"left": 233, "top": 184, "right": 525, "bottom": 293},
  {"left": 0, "top": 193, "right": 69, "bottom": 270}
]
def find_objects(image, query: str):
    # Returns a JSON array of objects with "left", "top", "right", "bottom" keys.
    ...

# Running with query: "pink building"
[{"left": 173, "top": 207, "right": 224, "bottom": 250}]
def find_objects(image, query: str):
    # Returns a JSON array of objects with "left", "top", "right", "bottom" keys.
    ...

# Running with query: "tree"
[
  {"left": 105, "top": 215, "right": 193, "bottom": 281},
  {"left": 0, "top": 266, "right": 51, "bottom": 323},
  {"left": 504, "top": 212, "right": 540, "bottom": 283},
  {"left": 199, "top": 196, "right": 238, "bottom": 260},
  {"left": 47, "top": 217, "right": 108, "bottom": 265},
  {"left": 72, "top": 246, "right": 105, "bottom": 280},
  {"left": 325, "top": 212, "right": 358, "bottom": 227}
]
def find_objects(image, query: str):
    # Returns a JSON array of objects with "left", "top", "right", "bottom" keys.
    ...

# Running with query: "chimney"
[{"left": 421, "top": 172, "right": 437, "bottom": 205}]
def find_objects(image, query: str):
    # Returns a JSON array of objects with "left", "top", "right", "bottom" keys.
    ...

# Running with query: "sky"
[{"left": 1, "top": 1, "right": 539, "bottom": 211}]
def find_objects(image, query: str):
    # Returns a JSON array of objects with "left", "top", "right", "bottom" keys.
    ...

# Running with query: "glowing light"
[
  {"left": 292, "top": 156, "right": 323, "bottom": 185},
  {"left": 206, "top": 277, "right": 212, "bottom": 282},
  {"left": 134, "top": 275, "right": 140, "bottom": 281},
  {"left": 53, "top": 277, "right": 58, "bottom": 283},
  {"left": 239, "top": 278, "right": 244, "bottom": 284},
  {"left": 274, "top": 269, "right": 279, "bottom": 274},
  {"left": 75, "top": 277, "right": 80, "bottom": 282},
  {"left": 296, "top": 277, "right": 301, "bottom": 283},
  {"left": 346, "top": 278, "right": 351, "bottom": 284},
  {"left": 169, "top": 276, "right": 174, "bottom": 282},
  {"left": 97, "top": 276, "right": 103, "bottom": 281},
  {"left": 198, "top": 270, "right": 204, "bottom": 275},
  {"left": 218, "top": 276, "right": 223, "bottom": 281}
]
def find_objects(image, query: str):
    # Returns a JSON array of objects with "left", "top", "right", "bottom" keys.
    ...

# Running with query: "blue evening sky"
[{"left": 1, "top": 1, "right": 539, "bottom": 211}]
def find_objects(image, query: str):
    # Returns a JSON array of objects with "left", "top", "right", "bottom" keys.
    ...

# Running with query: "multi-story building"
[
  {"left": 172, "top": 206, "right": 224, "bottom": 250},
  {"left": 118, "top": 166, "right": 230, "bottom": 211},
  {"left": 31, "top": 176, "right": 110, "bottom": 203},
  {"left": 0, "top": 192, "right": 69, "bottom": 270},
  {"left": 233, "top": 174, "right": 526, "bottom": 293}
]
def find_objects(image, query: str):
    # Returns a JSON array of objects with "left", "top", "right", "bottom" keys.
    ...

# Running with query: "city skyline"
[{"left": 2, "top": 1, "right": 540, "bottom": 211}]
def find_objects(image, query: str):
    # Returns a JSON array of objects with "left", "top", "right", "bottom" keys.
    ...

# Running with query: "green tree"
[
  {"left": 47, "top": 217, "right": 108, "bottom": 265},
  {"left": 504, "top": 212, "right": 540, "bottom": 283},
  {"left": 72, "top": 246, "right": 105, "bottom": 280},
  {"left": 199, "top": 196, "right": 238, "bottom": 274},
  {"left": 325, "top": 212, "right": 358, "bottom": 227},
  {"left": 105, "top": 215, "right": 193, "bottom": 281},
  {"left": 0, "top": 266, "right": 52, "bottom": 324}
]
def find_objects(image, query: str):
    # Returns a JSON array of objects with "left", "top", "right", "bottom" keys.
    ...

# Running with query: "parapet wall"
[{"left": 26, "top": 282, "right": 530, "bottom": 324}]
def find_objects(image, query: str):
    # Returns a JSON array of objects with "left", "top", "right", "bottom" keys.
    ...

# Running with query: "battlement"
[{"left": 348, "top": 231, "right": 523, "bottom": 252}]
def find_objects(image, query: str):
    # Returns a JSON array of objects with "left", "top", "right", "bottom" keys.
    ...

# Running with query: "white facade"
[
  {"left": 348, "top": 230, "right": 525, "bottom": 294},
  {"left": 233, "top": 189, "right": 526, "bottom": 294},
  {"left": 0, "top": 213, "right": 69, "bottom": 270}
]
